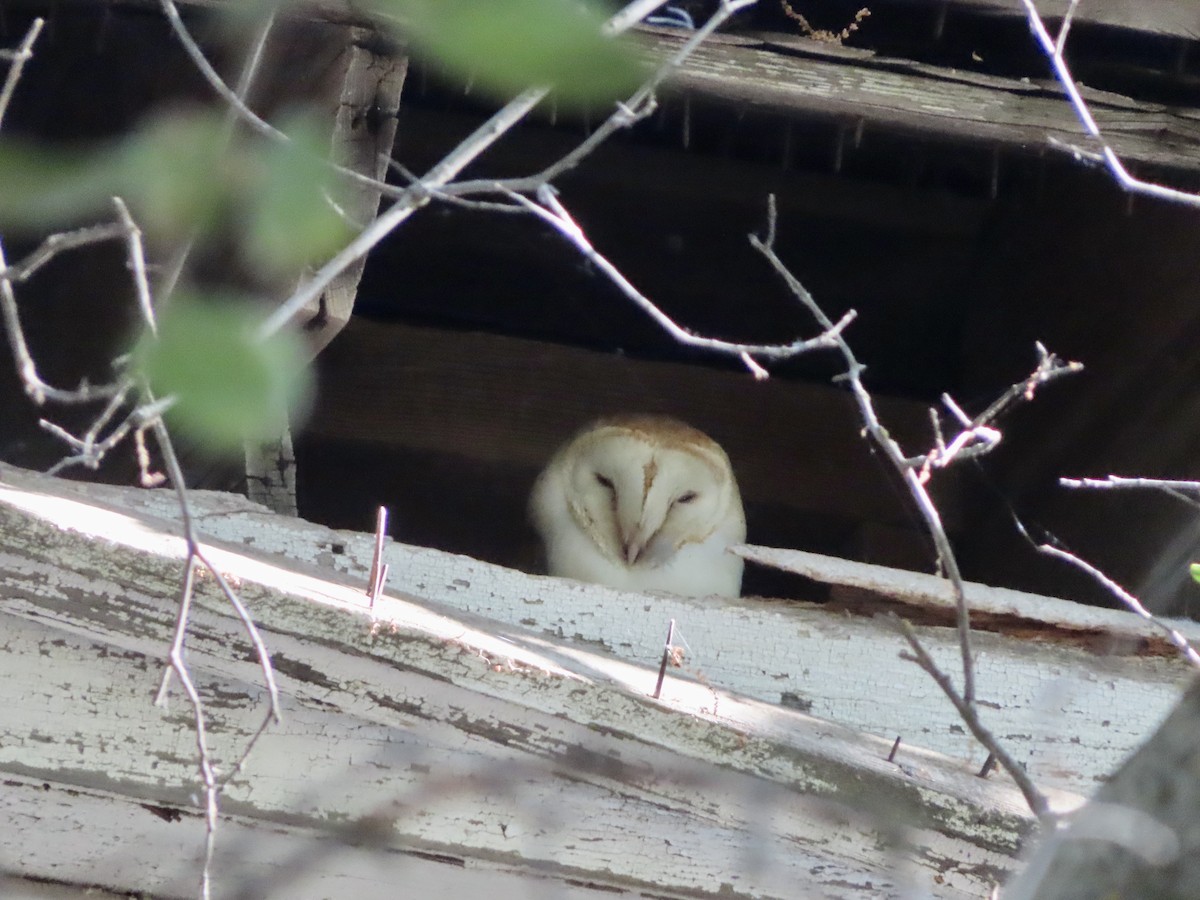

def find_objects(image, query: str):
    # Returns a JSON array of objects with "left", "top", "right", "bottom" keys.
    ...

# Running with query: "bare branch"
[
  {"left": 1035, "top": 542, "right": 1200, "bottom": 670},
  {"left": 0, "top": 17, "right": 41, "bottom": 128},
  {"left": 159, "top": 0, "right": 286, "bottom": 144},
  {"left": 508, "top": 185, "right": 851, "bottom": 375},
  {"left": 259, "top": 0, "right": 755, "bottom": 340},
  {"left": 449, "top": 0, "right": 760, "bottom": 196},
  {"left": 604, "top": 0, "right": 680, "bottom": 35},
  {"left": 0, "top": 21, "right": 125, "bottom": 406},
  {"left": 148, "top": 414, "right": 282, "bottom": 900},
  {"left": 749, "top": 195, "right": 980, "bottom": 705},
  {"left": 1048, "top": 475, "right": 1200, "bottom": 667},
  {"left": 1021, "top": 0, "right": 1200, "bottom": 208},
  {"left": 1063, "top": 475, "right": 1200, "bottom": 512},
  {"left": 0, "top": 223, "right": 128, "bottom": 285},
  {"left": 915, "top": 343, "right": 1081, "bottom": 481},
  {"left": 1061, "top": 475, "right": 1200, "bottom": 495},
  {"left": 158, "top": 0, "right": 412, "bottom": 204},
  {"left": 257, "top": 84, "right": 549, "bottom": 339},
  {"left": 113, "top": 197, "right": 158, "bottom": 336},
  {"left": 891, "top": 615, "right": 1052, "bottom": 821},
  {"left": 972, "top": 341, "right": 1084, "bottom": 426},
  {"left": 154, "top": 5, "right": 279, "bottom": 305},
  {"left": 746, "top": 196, "right": 1078, "bottom": 818}
]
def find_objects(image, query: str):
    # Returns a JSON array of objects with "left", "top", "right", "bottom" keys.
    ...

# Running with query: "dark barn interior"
[{"left": 4, "top": 0, "right": 1200, "bottom": 612}]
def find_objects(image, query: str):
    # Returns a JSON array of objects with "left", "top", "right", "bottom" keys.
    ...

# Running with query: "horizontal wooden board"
[
  {"left": 0, "top": 465, "right": 1048, "bottom": 898},
  {"left": 11, "top": 461, "right": 1173, "bottom": 801},
  {"left": 887, "top": 0, "right": 1200, "bottom": 39},
  {"left": 306, "top": 318, "right": 963, "bottom": 529},
  {"left": 651, "top": 28, "right": 1200, "bottom": 173}
]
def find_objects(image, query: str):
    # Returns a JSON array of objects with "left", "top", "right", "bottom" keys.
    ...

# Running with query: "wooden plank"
[
  {"left": 306, "top": 318, "right": 962, "bottom": 529},
  {"left": 79, "top": 0, "right": 1200, "bottom": 45},
  {"left": 737, "top": 543, "right": 1200, "bottom": 649},
  {"left": 2, "top": 464, "right": 1186, "bottom": 802},
  {"left": 49, "top": 0, "right": 1200, "bottom": 169},
  {"left": 649, "top": 29, "right": 1200, "bottom": 173},
  {"left": 398, "top": 104, "right": 992, "bottom": 237},
  {"left": 311, "top": 29, "right": 409, "bottom": 353},
  {"left": 0, "top": 465, "right": 1046, "bottom": 898},
  {"left": 886, "top": 0, "right": 1200, "bottom": 39}
]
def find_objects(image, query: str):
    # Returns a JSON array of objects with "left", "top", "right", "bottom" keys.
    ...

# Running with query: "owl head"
[{"left": 531, "top": 415, "right": 745, "bottom": 577}]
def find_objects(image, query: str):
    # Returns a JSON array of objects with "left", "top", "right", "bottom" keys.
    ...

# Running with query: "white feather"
[{"left": 530, "top": 416, "right": 745, "bottom": 598}]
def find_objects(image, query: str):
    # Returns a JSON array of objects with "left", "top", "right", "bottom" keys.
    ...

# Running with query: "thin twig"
[
  {"left": 1036, "top": 542, "right": 1200, "bottom": 669},
  {"left": 0, "top": 223, "right": 128, "bottom": 284},
  {"left": 159, "top": 0, "right": 285, "bottom": 144},
  {"left": 747, "top": 197, "right": 1079, "bottom": 818},
  {"left": 155, "top": 6, "right": 278, "bottom": 306},
  {"left": 154, "top": 553, "right": 218, "bottom": 900},
  {"left": 0, "top": 21, "right": 125, "bottom": 406},
  {"left": 113, "top": 197, "right": 158, "bottom": 336},
  {"left": 149, "top": 415, "right": 282, "bottom": 900},
  {"left": 258, "top": 84, "right": 549, "bottom": 340},
  {"left": 891, "top": 615, "right": 1051, "bottom": 820},
  {"left": 749, "top": 195, "right": 979, "bottom": 704},
  {"left": 970, "top": 342, "right": 1083, "bottom": 429},
  {"left": 1061, "top": 474, "right": 1200, "bottom": 512},
  {"left": 914, "top": 344, "right": 1081, "bottom": 481},
  {"left": 604, "top": 0, "right": 678, "bottom": 35},
  {"left": 509, "top": 185, "right": 851, "bottom": 375},
  {"left": 1020, "top": 0, "right": 1200, "bottom": 209},
  {"left": 449, "top": 0, "right": 759, "bottom": 198},
  {"left": 159, "top": 0, "right": 407, "bottom": 202},
  {"left": 258, "top": 0, "right": 741, "bottom": 340},
  {"left": 1061, "top": 475, "right": 1200, "bottom": 495},
  {"left": 0, "top": 17, "right": 41, "bottom": 128}
]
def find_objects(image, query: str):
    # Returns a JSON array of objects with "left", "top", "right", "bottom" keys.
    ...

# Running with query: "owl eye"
[
  {"left": 595, "top": 473, "right": 615, "bottom": 490},
  {"left": 676, "top": 491, "right": 699, "bottom": 505}
]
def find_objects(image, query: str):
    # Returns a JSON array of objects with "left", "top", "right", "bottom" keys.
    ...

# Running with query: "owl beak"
[{"left": 623, "top": 537, "right": 644, "bottom": 566}]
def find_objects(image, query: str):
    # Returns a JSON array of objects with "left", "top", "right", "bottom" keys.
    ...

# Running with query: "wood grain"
[{"left": 307, "top": 318, "right": 963, "bottom": 529}]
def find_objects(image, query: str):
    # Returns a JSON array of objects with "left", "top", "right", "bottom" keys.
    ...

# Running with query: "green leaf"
[
  {"left": 242, "top": 111, "right": 353, "bottom": 277},
  {"left": 133, "top": 294, "right": 313, "bottom": 455},
  {"left": 1190, "top": 563, "right": 1200, "bottom": 584},
  {"left": 0, "top": 110, "right": 228, "bottom": 237},
  {"left": 0, "top": 139, "right": 121, "bottom": 227},
  {"left": 376, "top": 0, "right": 644, "bottom": 107},
  {"left": 113, "top": 111, "right": 230, "bottom": 239}
]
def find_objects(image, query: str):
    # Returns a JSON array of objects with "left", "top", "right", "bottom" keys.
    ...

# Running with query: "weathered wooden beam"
[
  {"left": 306, "top": 318, "right": 964, "bottom": 530},
  {"left": 238, "top": 24, "right": 407, "bottom": 515},
  {"left": 887, "top": 0, "right": 1200, "bottom": 39},
  {"left": 1003, "top": 674, "right": 1200, "bottom": 900},
  {"left": 26, "top": 447, "right": 1180, "bottom": 799},
  {"left": 650, "top": 28, "right": 1200, "bottom": 175},
  {"left": 0, "top": 464, "right": 1052, "bottom": 898},
  {"left": 307, "top": 28, "right": 408, "bottom": 354},
  {"left": 46, "top": 0, "right": 1200, "bottom": 44},
  {"left": 30, "top": 0, "right": 1200, "bottom": 176}
]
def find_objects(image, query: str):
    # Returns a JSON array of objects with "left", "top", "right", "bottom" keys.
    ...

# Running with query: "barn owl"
[{"left": 529, "top": 415, "right": 745, "bottom": 598}]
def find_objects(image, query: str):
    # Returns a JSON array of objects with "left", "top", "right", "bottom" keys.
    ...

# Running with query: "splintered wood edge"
[
  {"left": 0, "top": 466, "right": 1052, "bottom": 855},
  {"left": 735, "top": 543, "right": 1200, "bottom": 650}
]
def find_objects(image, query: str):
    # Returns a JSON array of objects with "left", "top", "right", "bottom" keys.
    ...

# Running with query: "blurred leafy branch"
[{"left": 0, "top": 0, "right": 641, "bottom": 455}]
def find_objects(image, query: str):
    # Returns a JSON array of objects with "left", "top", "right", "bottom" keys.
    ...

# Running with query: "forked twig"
[
  {"left": 508, "top": 184, "right": 852, "bottom": 375},
  {"left": 893, "top": 616, "right": 1050, "bottom": 819},
  {"left": 1021, "top": 0, "right": 1200, "bottom": 209},
  {"left": 258, "top": 0, "right": 759, "bottom": 340},
  {"left": 749, "top": 195, "right": 1071, "bottom": 819},
  {"left": 750, "top": 196, "right": 979, "bottom": 703}
]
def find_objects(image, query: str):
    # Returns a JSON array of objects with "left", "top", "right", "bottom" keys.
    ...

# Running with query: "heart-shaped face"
[{"left": 529, "top": 415, "right": 745, "bottom": 598}]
